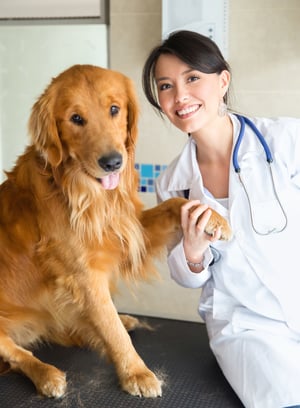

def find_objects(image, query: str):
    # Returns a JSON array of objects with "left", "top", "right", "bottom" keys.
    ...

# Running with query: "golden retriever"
[{"left": 0, "top": 64, "right": 231, "bottom": 399}]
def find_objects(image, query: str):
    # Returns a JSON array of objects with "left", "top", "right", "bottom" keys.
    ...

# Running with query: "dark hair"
[{"left": 142, "top": 30, "right": 231, "bottom": 112}]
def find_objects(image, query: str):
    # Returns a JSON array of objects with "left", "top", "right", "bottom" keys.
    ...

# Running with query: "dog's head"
[{"left": 28, "top": 64, "right": 139, "bottom": 190}]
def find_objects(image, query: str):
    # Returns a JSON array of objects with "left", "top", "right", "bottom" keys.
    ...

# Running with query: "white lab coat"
[{"left": 156, "top": 113, "right": 300, "bottom": 408}]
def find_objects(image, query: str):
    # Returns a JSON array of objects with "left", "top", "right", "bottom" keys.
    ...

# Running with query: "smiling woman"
[
  {"left": 154, "top": 53, "right": 230, "bottom": 135},
  {"left": 143, "top": 30, "right": 231, "bottom": 113},
  {"left": 142, "top": 29, "right": 300, "bottom": 408}
]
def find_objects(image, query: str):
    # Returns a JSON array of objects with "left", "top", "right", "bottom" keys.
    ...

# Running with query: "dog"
[{"left": 0, "top": 64, "right": 231, "bottom": 398}]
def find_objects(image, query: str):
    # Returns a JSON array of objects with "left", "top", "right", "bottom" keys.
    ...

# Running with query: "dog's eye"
[
  {"left": 110, "top": 105, "right": 120, "bottom": 117},
  {"left": 70, "top": 114, "right": 85, "bottom": 126}
]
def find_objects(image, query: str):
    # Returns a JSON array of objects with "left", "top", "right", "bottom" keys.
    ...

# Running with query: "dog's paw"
[
  {"left": 121, "top": 368, "right": 162, "bottom": 398},
  {"left": 119, "top": 314, "right": 154, "bottom": 332},
  {"left": 36, "top": 366, "right": 67, "bottom": 398},
  {"left": 205, "top": 209, "right": 232, "bottom": 241}
]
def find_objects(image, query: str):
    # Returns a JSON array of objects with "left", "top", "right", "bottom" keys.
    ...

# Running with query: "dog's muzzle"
[
  {"left": 97, "top": 151, "right": 122, "bottom": 190},
  {"left": 98, "top": 151, "right": 122, "bottom": 173}
]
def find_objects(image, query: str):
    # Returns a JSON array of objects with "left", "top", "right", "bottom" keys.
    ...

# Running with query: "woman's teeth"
[{"left": 177, "top": 105, "right": 199, "bottom": 116}]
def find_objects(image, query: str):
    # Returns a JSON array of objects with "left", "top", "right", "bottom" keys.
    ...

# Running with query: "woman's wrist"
[
  {"left": 183, "top": 240, "right": 206, "bottom": 271},
  {"left": 186, "top": 258, "right": 203, "bottom": 268},
  {"left": 185, "top": 255, "right": 204, "bottom": 272}
]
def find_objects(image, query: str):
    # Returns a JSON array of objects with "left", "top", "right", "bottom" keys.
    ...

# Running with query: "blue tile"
[
  {"left": 141, "top": 164, "right": 153, "bottom": 178},
  {"left": 135, "top": 163, "right": 168, "bottom": 193}
]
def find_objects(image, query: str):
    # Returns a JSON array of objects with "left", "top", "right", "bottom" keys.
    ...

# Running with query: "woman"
[{"left": 142, "top": 30, "right": 300, "bottom": 408}]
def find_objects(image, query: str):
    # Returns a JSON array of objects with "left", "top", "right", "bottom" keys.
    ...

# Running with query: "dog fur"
[{"left": 0, "top": 64, "right": 231, "bottom": 398}]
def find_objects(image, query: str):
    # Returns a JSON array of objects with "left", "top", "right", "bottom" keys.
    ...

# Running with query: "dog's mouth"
[{"left": 97, "top": 172, "right": 120, "bottom": 190}]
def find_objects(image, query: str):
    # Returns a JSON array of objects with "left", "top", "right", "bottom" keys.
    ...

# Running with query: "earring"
[{"left": 218, "top": 100, "right": 227, "bottom": 117}]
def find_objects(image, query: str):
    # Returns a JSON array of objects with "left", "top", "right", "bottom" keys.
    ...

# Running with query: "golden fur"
[{"left": 0, "top": 64, "right": 231, "bottom": 398}]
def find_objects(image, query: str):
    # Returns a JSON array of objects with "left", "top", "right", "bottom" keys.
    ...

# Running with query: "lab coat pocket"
[{"left": 231, "top": 307, "right": 297, "bottom": 338}]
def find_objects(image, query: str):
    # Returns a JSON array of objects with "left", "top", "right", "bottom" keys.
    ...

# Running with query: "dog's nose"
[{"left": 98, "top": 152, "right": 122, "bottom": 172}]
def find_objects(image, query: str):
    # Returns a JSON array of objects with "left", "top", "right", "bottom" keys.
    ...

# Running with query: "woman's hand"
[{"left": 181, "top": 200, "right": 221, "bottom": 271}]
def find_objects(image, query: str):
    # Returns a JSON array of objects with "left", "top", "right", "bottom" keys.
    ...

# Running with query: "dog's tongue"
[{"left": 100, "top": 173, "right": 120, "bottom": 190}]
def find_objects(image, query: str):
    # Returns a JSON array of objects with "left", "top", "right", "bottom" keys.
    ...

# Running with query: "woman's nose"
[{"left": 175, "top": 87, "right": 189, "bottom": 104}]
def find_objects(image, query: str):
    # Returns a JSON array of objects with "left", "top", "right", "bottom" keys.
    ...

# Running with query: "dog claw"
[{"left": 205, "top": 209, "right": 232, "bottom": 241}]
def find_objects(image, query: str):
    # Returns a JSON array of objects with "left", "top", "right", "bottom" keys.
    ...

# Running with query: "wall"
[
  {"left": 110, "top": 0, "right": 300, "bottom": 322},
  {"left": 229, "top": 1, "right": 300, "bottom": 117}
]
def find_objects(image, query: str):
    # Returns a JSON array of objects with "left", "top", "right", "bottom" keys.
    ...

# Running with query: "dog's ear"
[
  {"left": 125, "top": 78, "right": 139, "bottom": 154},
  {"left": 28, "top": 84, "right": 63, "bottom": 167}
]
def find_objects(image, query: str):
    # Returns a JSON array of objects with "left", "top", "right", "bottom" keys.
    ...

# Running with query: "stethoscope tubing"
[
  {"left": 232, "top": 114, "right": 287, "bottom": 235},
  {"left": 233, "top": 114, "right": 273, "bottom": 172}
]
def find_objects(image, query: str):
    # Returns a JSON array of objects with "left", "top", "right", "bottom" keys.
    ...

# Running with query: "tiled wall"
[{"left": 135, "top": 163, "right": 167, "bottom": 193}]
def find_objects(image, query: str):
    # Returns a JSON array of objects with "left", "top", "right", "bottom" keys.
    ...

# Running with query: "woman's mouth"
[{"left": 176, "top": 104, "right": 200, "bottom": 118}]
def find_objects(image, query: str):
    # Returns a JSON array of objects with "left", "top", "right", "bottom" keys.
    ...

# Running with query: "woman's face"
[{"left": 154, "top": 53, "right": 230, "bottom": 134}]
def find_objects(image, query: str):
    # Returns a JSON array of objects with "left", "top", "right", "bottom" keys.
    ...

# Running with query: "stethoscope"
[{"left": 232, "top": 114, "right": 288, "bottom": 235}]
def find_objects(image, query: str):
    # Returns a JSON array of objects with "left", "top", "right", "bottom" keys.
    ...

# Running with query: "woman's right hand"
[{"left": 181, "top": 200, "right": 221, "bottom": 271}]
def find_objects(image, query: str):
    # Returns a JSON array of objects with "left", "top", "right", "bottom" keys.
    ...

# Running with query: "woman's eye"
[
  {"left": 159, "top": 83, "right": 171, "bottom": 91},
  {"left": 188, "top": 75, "right": 200, "bottom": 83},
  {"left": 70, "top": 114, "right": 85, "bottom": 126},
  {"left": 110, "top": 105, "right": 120, "bottom": 116}
]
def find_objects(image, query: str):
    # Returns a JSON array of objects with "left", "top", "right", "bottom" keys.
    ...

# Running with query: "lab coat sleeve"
[
  {"left": 289, "top": 120, "right": 300, "bottom": 187},
  {"left": 168, "top": 239, "right": 213, "bottom": 289}
]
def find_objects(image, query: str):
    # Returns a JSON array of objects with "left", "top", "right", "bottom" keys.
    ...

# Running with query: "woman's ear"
[{"left": 220, "top": 69, "right": 231, "bottom": 98}]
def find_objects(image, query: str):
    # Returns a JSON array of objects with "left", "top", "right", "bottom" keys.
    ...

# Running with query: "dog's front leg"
[
  {"left": 82, "top": 272, "right": 162, "bottom": 398},
  {"left": 0, "top": 330, "right": 66, "bottom": 398}
]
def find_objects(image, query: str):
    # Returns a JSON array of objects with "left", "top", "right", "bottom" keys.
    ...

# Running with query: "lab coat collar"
[
  {"left": 230, "top": 113, "right": 266, "bottom": 170},
  {"left": 164, "top": 136, "right": 228, "bottom": 215},
  {"left": 165, "top": 113, "right": 248, "bottom": 192},
  {"left": 164, "top": 114, "right": 237, "bottom": 191},
  {"left": 229, "top": 113, "right": 269, "bottom": 208},
  {"left": 165, "top": 136, "right": 200, "bottom": 193}
]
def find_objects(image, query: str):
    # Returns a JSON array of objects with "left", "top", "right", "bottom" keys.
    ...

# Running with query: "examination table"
[{"left": 0, "top": 316, "right": 243, "bottom": 407}]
